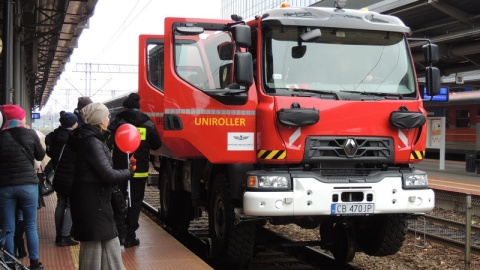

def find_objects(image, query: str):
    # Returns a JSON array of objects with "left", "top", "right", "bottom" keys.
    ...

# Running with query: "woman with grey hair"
[{"left": 69, "top": 102, "right": 134, "bottom": 270}]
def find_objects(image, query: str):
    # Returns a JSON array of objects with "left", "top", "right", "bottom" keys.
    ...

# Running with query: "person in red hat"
[{"left": 0, "top": 104, "right": 46, "bottom": 270}]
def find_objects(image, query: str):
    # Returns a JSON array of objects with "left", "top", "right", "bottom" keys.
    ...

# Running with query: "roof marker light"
[{"left": 281, "top": 2, "right": 291, "bottom": 8}]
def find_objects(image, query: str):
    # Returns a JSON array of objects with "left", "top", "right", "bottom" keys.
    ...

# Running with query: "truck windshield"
[
  {"left": 174, "top": 30, "right": 235, "bottom": 90},
  {"left": 262, "top": 26, "right": 417, "bottom": 98}
]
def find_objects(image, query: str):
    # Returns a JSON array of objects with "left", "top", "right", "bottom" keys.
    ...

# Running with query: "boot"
[
  {"left": 56, "top": 235, "right": 79, "bottom": 246},
  {"left": 6, "top": 262, "right": 17, "bottom": 270},
  {"left": 29, "top": 259, "right": 44, "bottom": 270},
  {"left": 124, "top": 233, "right": 140, "bottom": 248},
  {"left": 124, "top": 237, "right": 139, "bottom": 248},
  {"left": 13, "top": 221, "right": 27, "bottom": 259}
]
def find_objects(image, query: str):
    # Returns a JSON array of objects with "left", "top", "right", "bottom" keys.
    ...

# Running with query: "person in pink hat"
[{"left": 0, "top": 104, "right": 45, "bottom": 270}]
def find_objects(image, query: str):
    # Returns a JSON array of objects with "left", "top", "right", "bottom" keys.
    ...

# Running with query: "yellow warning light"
[
  {"left": 247, "top": 176, "right": 257, "bottom": 187},
  {"left": 281, "top": 2, "right": 291, "bottom": 8}
]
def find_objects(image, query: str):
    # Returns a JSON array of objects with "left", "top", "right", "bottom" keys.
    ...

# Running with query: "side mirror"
[
  {"left": 233, "top": 25, "right": 251, "bottom": 48},
  {"left": 425, "top": 66, "right": 440, "bottom": 96},
  {"left": 234, "top": 52, "right": 253, "bottom": 88},
  {"left": 422, "top": 44, "right": 439, "bottom": 63},
  {"left": 292, "top": 45, "right": 307, "bottom": 59}
]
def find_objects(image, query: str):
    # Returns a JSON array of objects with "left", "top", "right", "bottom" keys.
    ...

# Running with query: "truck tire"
[
  {"left": 355, "top": 214, "right": 407, "bottom": 256},
  {"left": 159, "top": 163, "right": 191, "bottom": 232},
  {"left": 209, "top": 173, "right": 255, "bottom": 268}
]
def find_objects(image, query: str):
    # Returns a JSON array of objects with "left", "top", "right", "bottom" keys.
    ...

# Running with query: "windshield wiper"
[
  {"left": 339, "top": 90, "right": 403, "bottom": 100},
  {"left": 276, "top": 88, "right": 339, "bottom": 99}
]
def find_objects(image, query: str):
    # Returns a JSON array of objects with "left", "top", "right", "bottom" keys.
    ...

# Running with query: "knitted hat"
[
  {"left": 0, "top": 104, "right": 26, "bottom": 120},
  {"left": 77, "top": 96, "right": 93, "bottom": 110},
  {"left": 122, "top": 93, "right": 140, "bottom": 109},
  {"left": 81, "top": 103, "right": 110, "bottom": 125},
  {"left": 59, "top": 111, "right": 78, "bottom": 128}
]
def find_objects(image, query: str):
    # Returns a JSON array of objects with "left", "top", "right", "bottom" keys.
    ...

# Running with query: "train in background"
[
  {"left": 103, "top": 92, "right": 134, "bottom": 118},
  {"left": 423, "top": 89, "right": 480, "bottom": 160}
]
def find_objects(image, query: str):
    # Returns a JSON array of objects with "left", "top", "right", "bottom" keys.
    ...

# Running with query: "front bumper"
[{"left": 243, "top": 176, "right": 434, "bottom": 216}]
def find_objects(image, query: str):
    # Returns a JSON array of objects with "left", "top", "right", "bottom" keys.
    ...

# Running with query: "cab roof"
[{"left": 260, "top": 6, "right": 411, "bottom": 34}]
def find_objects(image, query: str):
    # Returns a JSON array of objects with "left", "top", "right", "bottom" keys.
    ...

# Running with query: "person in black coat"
[
  {"left": 0, "top": 104, "right": 45, "bottom": 270},
  {"left": 45, "top": 111, "right": 79, "bottom": 246},
  {"left": 69, "top": 103, "right": 134, "bottom": 270},
  {"left": 107, "top": 93, "right": 161, "bottom": 248}
]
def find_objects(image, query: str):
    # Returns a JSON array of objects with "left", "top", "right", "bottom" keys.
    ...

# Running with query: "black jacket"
[
  {"left": 107, "top": 109, "right": 161, "bottom": 177},
  {"left": 69, "top": 124, "right": 132, "bottom": 241},
  {"left": 45, "top": 126, "right": 76, "bottom": 196},
  {"left": 0, "top": 127, "right": 45, "bottom": 187}
]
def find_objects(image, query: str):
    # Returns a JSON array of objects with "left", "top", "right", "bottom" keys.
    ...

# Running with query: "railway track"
[
  {"left": 142, "top": 188, "right": 359, "bottom": 270},
  {"left": 408, "top": 214, "right": 480, "bottom": 253},
  {"left": 143, "top": 185, "right": 480, "bottom": 269}
]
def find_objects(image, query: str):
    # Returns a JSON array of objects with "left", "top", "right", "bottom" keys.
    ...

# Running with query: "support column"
[{"left": 2, "top": 0, "right": 13, "bottom": 104}]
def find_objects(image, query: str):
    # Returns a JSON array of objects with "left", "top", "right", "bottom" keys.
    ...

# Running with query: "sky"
[{"left": 44, "top": 0, "right": 222, "bottom": 114}]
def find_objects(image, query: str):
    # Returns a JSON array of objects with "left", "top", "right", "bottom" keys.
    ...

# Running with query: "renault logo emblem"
[{"left": 344, "top": 138, "right": 357, "bottom": 157}]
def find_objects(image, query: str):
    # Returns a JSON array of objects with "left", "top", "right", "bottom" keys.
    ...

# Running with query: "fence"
[{"left": 410, "top": 190, "right": 480, "bottom": 270}]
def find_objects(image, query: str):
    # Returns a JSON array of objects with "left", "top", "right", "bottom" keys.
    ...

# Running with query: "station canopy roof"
[{"left": 21, "top": 0, "right": 98, "bottom": 110}]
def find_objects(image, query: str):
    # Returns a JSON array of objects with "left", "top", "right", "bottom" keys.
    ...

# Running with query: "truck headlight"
[
  {"left": 247, "top": 172, "right": 291, "bottom": 190},
  {"left": 403, "top": 173, "right": 428, "bottom": 189},
  {"left": 259, "top": 176, "right": 288, "bottom": 188}
]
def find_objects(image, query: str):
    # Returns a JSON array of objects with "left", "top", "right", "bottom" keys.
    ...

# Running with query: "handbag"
[
  {"left": 38, "top": 166, "right": 54, "bottom": 197},
  {"left": 37, "top": 169, "right": 47, "bottom": 209}
]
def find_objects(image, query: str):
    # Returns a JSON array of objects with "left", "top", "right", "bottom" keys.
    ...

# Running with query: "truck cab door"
[
  {"left": 159, "top": 18, "right": 258, "bottom": 163},
  {"left": 139, "top": 35, "right": 177, "bottom": 156}
]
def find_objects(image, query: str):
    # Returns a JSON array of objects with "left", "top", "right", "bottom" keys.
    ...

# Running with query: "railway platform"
[
  {"left": 415, "top": 158, "right": 480, "bottom": 195},
  {"left": 17, "top": 194, "right": 212, "bottom": 270}
]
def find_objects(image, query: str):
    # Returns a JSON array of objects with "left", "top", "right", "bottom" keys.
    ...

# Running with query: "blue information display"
[
  {"left": 423, "top": 87, "right": 449, "bottom": 102},
  {"left": 32, "top": 113, "right": 41, "bottom": 119}
]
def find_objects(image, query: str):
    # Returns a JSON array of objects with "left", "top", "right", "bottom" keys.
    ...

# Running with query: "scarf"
[{"left": 2, "top": 119, "right": 28, "bottom": 130}]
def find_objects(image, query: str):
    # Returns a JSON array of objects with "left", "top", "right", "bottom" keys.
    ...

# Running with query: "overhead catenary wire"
[{"left": 94, "top": 0, "right": 154, "bottom": 61}]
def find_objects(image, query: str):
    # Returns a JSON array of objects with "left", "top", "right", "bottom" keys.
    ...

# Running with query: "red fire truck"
[{"left": 138, "top": 2, "right": 440, "bottom": 267}]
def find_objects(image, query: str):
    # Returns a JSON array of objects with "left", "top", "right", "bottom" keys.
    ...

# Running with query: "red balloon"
[{"left": 114, "top": 123, "right": 141, "bottom": 153}]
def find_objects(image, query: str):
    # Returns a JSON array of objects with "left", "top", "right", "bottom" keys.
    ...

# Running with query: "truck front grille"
[{"left": 304, "top": 136, "right": 393, "bottom": 163}]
